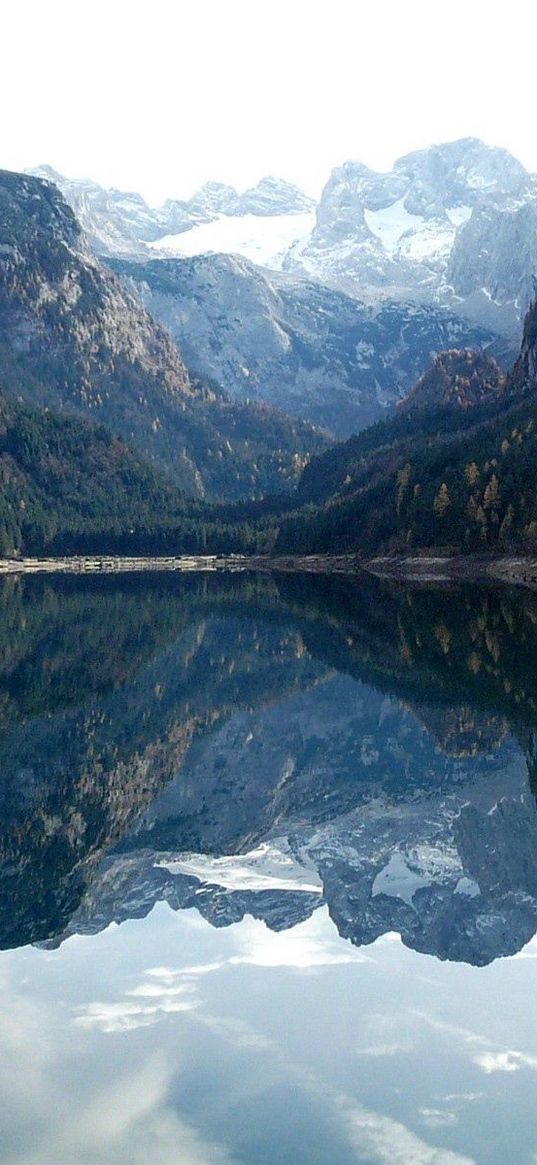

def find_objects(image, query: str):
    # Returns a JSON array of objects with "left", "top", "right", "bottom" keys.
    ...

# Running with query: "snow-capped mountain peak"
[
  {"left": 25, "top": 165, "right": 315, "bottom": 262},
  {"left": 28, "top": 138, "right": 537, "bottom": 334},
  {"left": 284, "top": 137, "right": 537, "bottom": 333}
]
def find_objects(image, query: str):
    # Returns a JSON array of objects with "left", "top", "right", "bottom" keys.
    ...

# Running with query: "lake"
[{"left": 1, "top": 569, "right": 537, "bottom": 1164}]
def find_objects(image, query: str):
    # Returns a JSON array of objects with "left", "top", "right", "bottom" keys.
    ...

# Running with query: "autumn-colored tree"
[
  {"left": 483, "top": 474, "right": 499, "bottom": 511},
  {"left": 396, "top": 463, "right": 411, "bottom": 515},
  {"left": 464, "top": 462, "right": 480, "bottom": 486},
  {"left": 433, "top": 482, "right": 451, "bottom": 517}
]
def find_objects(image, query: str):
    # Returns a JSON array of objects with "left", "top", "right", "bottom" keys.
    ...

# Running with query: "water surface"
[{"left": 1, "top": 571, "right": 537, "bottom": 1164}]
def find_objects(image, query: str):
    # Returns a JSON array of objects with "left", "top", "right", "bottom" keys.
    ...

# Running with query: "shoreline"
[{"left": 0, "top": 553, "right": 536, "bottom": 587}]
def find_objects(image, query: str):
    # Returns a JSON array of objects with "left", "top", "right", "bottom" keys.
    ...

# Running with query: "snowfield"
[
  {"left": 363, "top": 199, "right": 473, "bottom": 265},
  {"left": 158, "top": 841, "right": 322, "bottom": 894},
  {"left": 364, "top": 198, "right": 423, "bottom": 254},
  {"left": 149, "top": 211, "right": 316, "bottom": 267}
]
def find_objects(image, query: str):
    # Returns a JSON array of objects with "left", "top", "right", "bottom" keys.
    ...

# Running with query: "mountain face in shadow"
[{"left": 3, "top": 570, "right": 537, "bottom": 964}]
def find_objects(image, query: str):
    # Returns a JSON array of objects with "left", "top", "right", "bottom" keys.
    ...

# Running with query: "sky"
[{"left": 2, "top": 0, "right": 537, "bottom": 206}]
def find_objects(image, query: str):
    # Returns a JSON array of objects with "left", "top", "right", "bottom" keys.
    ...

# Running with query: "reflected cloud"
[
  {"left": 147, "top": 961, "right": 225, "bottom": 979},
  {"left": 474, "top": 1050, "right": 537, "bottom": 1074},
  {"left": 358, "top": 1042, "right": 415, "bottom": 1057},
  {"left": 409, "top": 1008, "right": 537, "bottom": 1084},
  {"left": 418, "top": 1107, "right": 457, "bottom": 1128},
  {"left": 75, "top": 980, "right": 199, "bottom": 1033},
  {"left": 197, "top": 1013, "right": 275, "bottom": 1051},
  {"left": 0, "top": 973, "right": 236, "bottom": 1165},
  {"left": 336, "top": 1094, "right": 474, "bottom": 1165}
]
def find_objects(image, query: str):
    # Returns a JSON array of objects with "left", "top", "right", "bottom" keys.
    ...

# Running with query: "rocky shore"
[{"left": 1, "top": 552, "right": 537, "bottom": 588}]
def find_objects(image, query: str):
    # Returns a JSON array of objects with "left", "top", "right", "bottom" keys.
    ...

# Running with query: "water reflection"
[
  {"left": 1, "top": 571, "right": 537, "bottom": 965},
  {"left": 9, "top": 905, "right": 536, "bottom": 1165}
]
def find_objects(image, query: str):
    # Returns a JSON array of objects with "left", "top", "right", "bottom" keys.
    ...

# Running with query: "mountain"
[
  {"left": 111, "top": 252, "right": 497, "bottom": 436},
  {"left": 0, "top": 168, "right": 326, "bottom": 500},
  {"left": 258, "top": 297, "right": 537, "bottom": 556},
  {"left": 31, "top": 141, "right": 537, "bottom": 337},
  {"left": 28, "top": 165, "right": 315, "bottom": 263},
  {"left": 399, "top": 348, "right": 506, "bottom": 413},
  {"left": 229, "top": 175, "right": 314, "bottom": 216},
  {"left": 284, "top": 138, "right": 537, "bottom": 334},
  {"left": 28, "top": 164, "right": 176, "bottom": 256}
]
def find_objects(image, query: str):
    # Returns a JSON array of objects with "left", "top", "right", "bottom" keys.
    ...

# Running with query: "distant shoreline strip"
[{"left": 0, "top": 553, "right": 536, "bottom": 588}]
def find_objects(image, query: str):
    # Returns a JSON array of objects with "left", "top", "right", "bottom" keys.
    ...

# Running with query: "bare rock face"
[
  {"left": 510, "top": 297, "right": 537, "bottom": 394},
  {"left": 447, "top": 201, "right": 537, "bottom": 310},
  {"left": 231, "top": 175, "right": 315, "bottom": 217},
  {"left": 28, "top": 164, "right": 173, "bottom": 256},
  {"left": 286, "top": 138, "right": 537, "bottom": 335},
  {"left": 112, "top": 251, "right": 497, "bottom": 437}
]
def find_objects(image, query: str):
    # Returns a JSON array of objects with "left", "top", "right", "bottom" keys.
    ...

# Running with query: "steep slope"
[
  {"left": 0, "top": 169, "right": 326, "bottom": 500},
  {"left": 285, "top": 138, "right": 537, "bottom": 334},
  {"left": 112, "top": 252, "right": 497, "bottom": 436},
  {"left": 0, "top": 385, "right": 196, "bottom": 555},
  {"left": 400, "top": 349, "right": 506, "bottom": 413},
  {"left": 28, "top": 165, "right": 174, "bottom": 256},
  {"left": 268, "top": 299, "right": 537, "bottom": 555}
]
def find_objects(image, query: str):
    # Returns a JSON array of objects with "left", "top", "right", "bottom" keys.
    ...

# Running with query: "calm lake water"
[{"left": 2, "top": 570, "right": 537, "bottom": 1164}]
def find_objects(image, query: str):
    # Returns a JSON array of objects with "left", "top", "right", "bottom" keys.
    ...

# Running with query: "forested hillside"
[
  {"left": 271, "top": 301, "right": 537, "bottom": 556},
  {"left": 0, "top": 169, "right": 326, "bottom": 501}
]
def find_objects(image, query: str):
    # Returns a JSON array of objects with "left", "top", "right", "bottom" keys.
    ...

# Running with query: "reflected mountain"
[{"left": 3, "top": 570, "right": 537, "bottom": 963}]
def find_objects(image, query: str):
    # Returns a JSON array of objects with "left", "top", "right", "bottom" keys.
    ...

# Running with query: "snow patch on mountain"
[
  {"left": 398, "top": 219, "right": 456, "bottom": 264},
  {"left": 159, "top": 841, "right": 322, "bottom": 893},
  {"left": 284, "top": 139, "right": 537, "bottom": 333},
  {"left": 149, "top": 211, "right": 316, "bottom": 267},
  {"left": 446, "top": 205, "right": 472, "bottom": 227},
  {"left": 364, "top": 198, "right": 423, "bottom": 254},
  {"left": 372, "top": 846, "right": 463, "bottom": 907}
]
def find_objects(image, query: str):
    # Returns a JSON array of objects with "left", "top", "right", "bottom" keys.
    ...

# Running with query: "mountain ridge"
[
  {"left": 286, "top": 137, "right": 537, "bottom": 334},
  {"left": 30, "top": 140, "right": 537, "bottom": 337},
  {"left": 0, "top": 168, "right": 326, "bottom": 502},
  {"left": 111, "top": 251, "right": 498, "bottom": 436},
  {"left": 27, "top": 165, "right": 315, "bottom": 257}
]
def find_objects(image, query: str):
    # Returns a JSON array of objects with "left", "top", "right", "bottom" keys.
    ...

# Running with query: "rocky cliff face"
[
  {"left": 28, "top": 167, "right": 315, "bottom": 258},
  {"left": 113, "top": 252, "right": 497, "bottom": 436},
  {"left": 229, "top": 176, "right": 314, "bottom": 217},
  {"left": 31, "top": 141, "right": 537, "bottom": 338},
  {"left": 509, "top": 296, "right": 537, "bottom": 393},
  {"left": 28, "top": 165, "right": 175, "bottom": 256},
  {"left": 0, "top": 169, "right": 326, "bottom": 499},
  {"left": 285, "top": 138, "right": 537, "bottom": 334}
]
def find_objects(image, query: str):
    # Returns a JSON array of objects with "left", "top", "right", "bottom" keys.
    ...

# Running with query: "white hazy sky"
[{"left": 2, "top": 0, "right": 536, "bottom": 205}]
